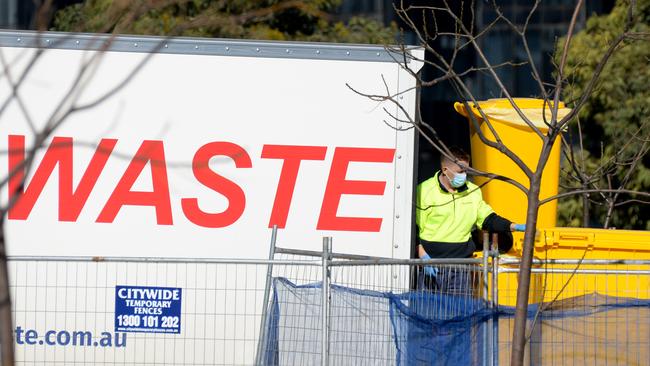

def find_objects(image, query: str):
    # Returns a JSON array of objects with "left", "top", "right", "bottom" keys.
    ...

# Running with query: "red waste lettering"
[
  {"left": 97, "top": 140, "right": 173, "bottom": 225},
  {"left": 8, "top": 135, "right": 117, "bottom": 221},
  {"left": 261, "top": 145, "right": 327, "bottom": 228},
  {"left": 180, "top": 142, "right": 252, "bottom": 228},
  {"left": 7, "top": 135, "right": 396, "bottom": 233},
  {"left": 317, "top": 147, "right": 395, "bottom": 232}
]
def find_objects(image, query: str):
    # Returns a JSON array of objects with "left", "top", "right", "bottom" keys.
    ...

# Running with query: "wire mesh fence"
[
  {"left": 9, "top": 257, "right": 320, "bottom": 365},
  {"left": 267, "top": 239, "right": 495, "bottom": 366},
  {"left": 496, "top": 260, "right": 650, "bottom": 366},
  {"left": 7, "top": 245, "right": 650, "bottom": 365}
]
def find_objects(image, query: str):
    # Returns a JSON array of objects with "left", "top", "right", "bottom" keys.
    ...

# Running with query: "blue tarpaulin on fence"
[{"left": 260, "top": 278, "right": 650, "bottom": 365}]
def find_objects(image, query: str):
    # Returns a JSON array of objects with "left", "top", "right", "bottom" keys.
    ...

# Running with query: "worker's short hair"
[{"left": 440, "top": 146, "right": 470, "bottom": 166}]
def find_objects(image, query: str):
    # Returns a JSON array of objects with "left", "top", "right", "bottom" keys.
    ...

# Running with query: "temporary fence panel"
[
  {"left": 10, "top": 257, "right": 324, "bottom": 365},
  {"left": 260, "top": 266, "right": 492, "bottom": 366},
  {"left": 496, "top": 264, "right": 650, "bottom": 366},
  {"left": 497, "top": 296, "right": 650, "bottom": 366},
  {"left": 258, "top": 241, "right": 491, "bottom": 365},
  {"left": 260, "top": 278, "right": 399, "bottom": 365}
]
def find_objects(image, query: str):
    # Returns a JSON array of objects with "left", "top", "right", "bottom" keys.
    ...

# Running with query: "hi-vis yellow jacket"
[{"left": 416, "top": 172, "right": 495, "bottom": 243}]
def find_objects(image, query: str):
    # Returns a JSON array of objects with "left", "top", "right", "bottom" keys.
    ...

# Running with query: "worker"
[{"left": 416, "top": 146, "right": 525, "bottom": 293}]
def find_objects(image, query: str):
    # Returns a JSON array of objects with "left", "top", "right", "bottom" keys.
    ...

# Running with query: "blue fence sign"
[{"left": 115, "top": 286, "right": 182, "bottom": 334}]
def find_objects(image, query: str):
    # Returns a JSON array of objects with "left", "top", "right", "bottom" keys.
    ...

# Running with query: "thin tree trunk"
[
  {"left": 604, "top": 199, "right": 614, "bottom": 229},
  {"left": 510, "top": 180, "right": 541, "bottom": 366},
  {"left": 582, "top": 192, "right": 590, "bottom": 227},
  {"left": 0, "top": 223, "right": 13, "bottom": 366}
]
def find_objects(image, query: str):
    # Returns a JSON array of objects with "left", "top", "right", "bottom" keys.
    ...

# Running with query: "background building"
[{"left": 0, "top": 0, "right": 80, "bottom": 29}]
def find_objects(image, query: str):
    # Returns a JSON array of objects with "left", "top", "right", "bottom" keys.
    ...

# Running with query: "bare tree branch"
[{"left": 540, "top": 188, "right": 650, "bottom": 206}]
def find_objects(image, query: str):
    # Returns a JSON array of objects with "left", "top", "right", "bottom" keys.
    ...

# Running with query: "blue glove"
[
  {"left": 420, "top": 253, "right": 438, "bottom": 277},
  {"left": 513, "top": 224, "right": 526, "bottom": 232}
]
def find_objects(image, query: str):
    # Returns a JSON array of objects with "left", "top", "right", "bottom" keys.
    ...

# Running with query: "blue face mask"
[{"left": 445, "top": 170, "right": 467, "bottom": 188}]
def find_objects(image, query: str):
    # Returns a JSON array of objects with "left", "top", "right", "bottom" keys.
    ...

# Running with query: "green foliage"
[
  {"left": 558, "top": 0, "right": 650, "bottom": 229},
  {"left": 52, "top": 0, "right": 397, "bottom": 44}
]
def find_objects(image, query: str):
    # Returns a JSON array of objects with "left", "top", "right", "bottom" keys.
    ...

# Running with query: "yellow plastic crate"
[{"left": 495, "top": 228, "right": 650, "bottom": 306}]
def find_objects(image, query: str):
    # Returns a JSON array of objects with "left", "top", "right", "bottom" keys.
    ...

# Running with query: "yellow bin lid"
[{"left": 454, "top": 98, "right": 572, "bottom": 132}]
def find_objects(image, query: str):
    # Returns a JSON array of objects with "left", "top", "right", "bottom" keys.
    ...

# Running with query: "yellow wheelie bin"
[
  {"left": 455, "top": 98, "right": 569, "bottom": 306},
  {"left": 453, "top": 98, "right": 570, "bottom": 228}
]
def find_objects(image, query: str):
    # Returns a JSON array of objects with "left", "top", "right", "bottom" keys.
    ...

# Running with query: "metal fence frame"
[
  {"left": 7, "top": 229, "right": 650, "bottom": 365},
  {"left": 262, "top": 230, "right": 650, "bottom": 366}
]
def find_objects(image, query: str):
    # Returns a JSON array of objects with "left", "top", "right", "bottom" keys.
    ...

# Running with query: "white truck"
[{"left": 0, "top": 30, "right": 422, "bottom": 364}]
